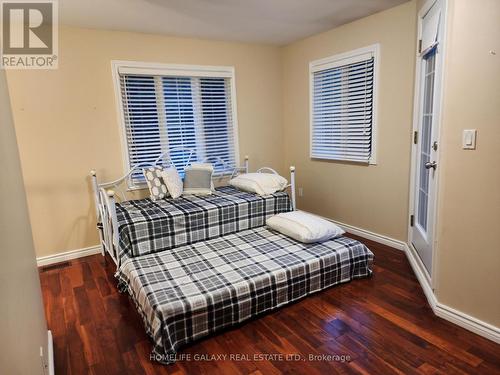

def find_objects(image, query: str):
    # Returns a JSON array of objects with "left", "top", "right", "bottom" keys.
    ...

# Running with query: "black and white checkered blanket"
[
  {"left": 115, "top": 186, "right": 292, "bottom": 263},
  {"left": 116, "top": 226, "right": 374, "bottom": 363}
]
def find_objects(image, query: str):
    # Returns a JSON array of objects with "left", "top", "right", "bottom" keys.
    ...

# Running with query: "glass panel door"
[
  {"left": 417, "top": 50, "right": 436, "bottom": 231},
  {"left": 411, "top": 0, "right": 443, "bottom": 277}
]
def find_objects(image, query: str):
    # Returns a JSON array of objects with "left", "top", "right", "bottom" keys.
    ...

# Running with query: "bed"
[
  {"left": 90, "top": 149, "right": 297, "bottom": 267},
  {"left": 117, "top": 226, "right": 374, "bottom": 363},
  {"left": 115, "top": 186, "right": 292, "bottom": 264}
]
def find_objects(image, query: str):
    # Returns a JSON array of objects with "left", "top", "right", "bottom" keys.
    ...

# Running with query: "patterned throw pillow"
[
  {"left": 160, "top": 167, "right": 183, "bottom": 199},
  {"left": 142, "top": 166, "right": 168, "bottom": 201}
]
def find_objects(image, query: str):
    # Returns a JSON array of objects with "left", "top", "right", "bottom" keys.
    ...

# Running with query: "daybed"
[{"left": 90, "top": 148, "right": 373, "bottom": 364}]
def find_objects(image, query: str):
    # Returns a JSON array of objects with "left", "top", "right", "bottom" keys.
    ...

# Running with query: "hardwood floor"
[{"left": 39, "top": 235, "right": 500, "bottom": 375}]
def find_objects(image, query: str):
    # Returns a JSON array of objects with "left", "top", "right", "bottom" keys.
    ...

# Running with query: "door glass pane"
[{"left": 417, "top": 49, "right": 436, "bottom": 230}]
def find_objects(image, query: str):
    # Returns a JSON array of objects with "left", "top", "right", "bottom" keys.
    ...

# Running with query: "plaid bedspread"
[
  {"left": 117, "top": 226, "right": 374, "bottom": 363},
  {"left": 115, "top": 186, "right": 292, "bottom": 263}
]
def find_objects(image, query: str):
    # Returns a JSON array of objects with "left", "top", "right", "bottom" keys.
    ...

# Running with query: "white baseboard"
[
  {"left": 404, "top": 242, "right": 436, "bottom": 308},
  {"left": 319, "top": 214, "right": 500, "bottom": 344},
  {"left": 321, "top": 216, "right": 407, "bottom": 251},
  {"left": 404, "top": 242, "right": 499, "bottom": 343},
  {"left": 37, "top": 245, "right": 101, "bottom": 267},
  {"left": 47, "top": 330, "right": 54, "bottom": 375},
  {"left": 434, "top": 303, "right": 500, "bottom": 344}
]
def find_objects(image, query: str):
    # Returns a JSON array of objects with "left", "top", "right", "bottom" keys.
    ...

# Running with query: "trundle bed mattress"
[
  {"left": 117, "top": 226, "right": 374, "bottom": 363},
  {"left": 115, "top": 186, "right": 292, "bottom": 263}
]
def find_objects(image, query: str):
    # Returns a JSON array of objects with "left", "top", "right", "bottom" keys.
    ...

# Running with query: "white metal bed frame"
[{"left": 90, "top": 148, "right": 296, "bottom": 267}]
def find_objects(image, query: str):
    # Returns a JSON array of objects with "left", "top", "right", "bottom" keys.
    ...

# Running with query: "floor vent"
[{"left": 40, "top": 261, "right": 71, "bottom": 272}]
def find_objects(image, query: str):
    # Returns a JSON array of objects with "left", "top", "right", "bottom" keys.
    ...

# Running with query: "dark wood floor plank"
[
  {"left": 364, "top": 300, "right": 483, "bottom": 367},
  {"left": 66, "top": 323, "right": 90, "bottom": 374},
  {"left": 329, "top": 300, "right": 481, "bottom": 374},
  {"left": 77, "top": 322, "right": 104, "bottom": 367},
  {"left": 307, "top": 296, "right": 432, "bottom": 370},
  {"left": 39, "top": 236, "right": 500, "bottom": 375}
]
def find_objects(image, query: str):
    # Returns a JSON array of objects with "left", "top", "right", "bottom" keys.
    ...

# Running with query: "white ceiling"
[{"left": 60, "top": 0, "right": 409, "bottom": 46}]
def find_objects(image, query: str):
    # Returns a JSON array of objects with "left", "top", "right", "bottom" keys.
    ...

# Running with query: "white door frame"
[{"left": 408, "top": 0, "right": 448, "bottom": 289}]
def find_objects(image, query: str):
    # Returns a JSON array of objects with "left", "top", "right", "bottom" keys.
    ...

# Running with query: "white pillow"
[
  {"left": 229, "top": 173, "right": 287, "bottom": 196},
  {"left": 160, "top": 168, "right": 183, "bottom": 199},
  {"left": 266, "top": 211, "right": 345, "bottom": 243}
]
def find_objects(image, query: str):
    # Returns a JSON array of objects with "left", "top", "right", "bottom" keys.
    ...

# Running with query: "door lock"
[{"left": 425, "top": 161, "right": 437, "bottom": 170}]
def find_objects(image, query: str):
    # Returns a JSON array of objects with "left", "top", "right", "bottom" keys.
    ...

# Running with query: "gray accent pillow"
[{"left": 183, "top": 167, "right": 213, "bottom": 195}]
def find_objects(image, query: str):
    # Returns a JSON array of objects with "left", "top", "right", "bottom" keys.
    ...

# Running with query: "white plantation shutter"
[
  {"left": 118, "top": 65, "right": 237, "bottom": 184},
  {"left": 310, "top": 46, "right": 377, "bottom": 163}
]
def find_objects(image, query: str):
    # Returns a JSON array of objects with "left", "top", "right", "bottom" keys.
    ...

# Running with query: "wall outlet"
[
  {"left": 40, "top": 346, "right": 48, "bottom": 375},
  {"left": 298, "top": 187, "right": 303, "bottom": 197}
]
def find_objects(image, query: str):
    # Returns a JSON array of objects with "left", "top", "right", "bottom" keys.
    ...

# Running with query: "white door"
[{"left": 411, "top": 0, "right": 444, "bottom": 275}]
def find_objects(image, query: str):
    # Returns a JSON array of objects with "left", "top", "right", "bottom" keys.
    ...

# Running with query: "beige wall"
[
  {"left": 433, "top": 0, "right": 500, "bottom": 327},
  {"left": 0, "top": 70, "right": 48, "bottom": 374},
  {"left": 281, "top": 1, "right": 417, "bottom": 241},
  {"left": 6, "top": 27, "right": 284, "bottom": 257},
  {"left": 6, "top": 3, "right": 419, "bottom": 256}
]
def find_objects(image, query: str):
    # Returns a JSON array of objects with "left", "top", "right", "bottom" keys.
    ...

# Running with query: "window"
[
  {"left": 310, "top": 45, "right": 378, "bottom": 164},
  {"left": 113, "top": 62, "right": 239, "bottom": 186}
]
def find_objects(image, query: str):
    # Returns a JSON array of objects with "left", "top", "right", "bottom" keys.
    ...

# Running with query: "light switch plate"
[{"left": 462, "top": 129, "right": 477, "bottom": 150}]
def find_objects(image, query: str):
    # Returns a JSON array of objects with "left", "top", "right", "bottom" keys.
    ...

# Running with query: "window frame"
[
  {"left": 111, "top": 60, "right": 240, "bottom": 190},
  {"left": 309, "top": 44, "right": 380, "bottom": 165}
]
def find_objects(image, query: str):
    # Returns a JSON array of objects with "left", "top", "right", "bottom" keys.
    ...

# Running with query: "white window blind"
[
  {"left": 310, "top": 46, "right": 378, "bottom": 163},
  {"left": 117, "top": 64, "right": 237, "bottom": 184}
]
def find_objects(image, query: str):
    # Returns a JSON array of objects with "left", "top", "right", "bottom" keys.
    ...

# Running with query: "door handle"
[{"left": 425, "top": 161, "right": 437, "bottom": 170}]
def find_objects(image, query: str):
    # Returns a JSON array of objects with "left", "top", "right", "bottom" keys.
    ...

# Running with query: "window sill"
[{"left": 310, "top": 155, "right": 377, "bottom": 165}]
